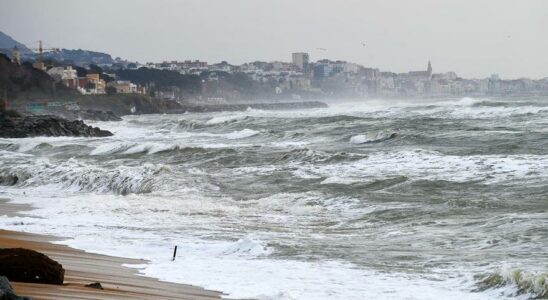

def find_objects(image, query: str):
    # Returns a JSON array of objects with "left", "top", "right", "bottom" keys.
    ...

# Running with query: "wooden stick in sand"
[{"left": 172, "top": 245, "right": 178, "bottom": 261}]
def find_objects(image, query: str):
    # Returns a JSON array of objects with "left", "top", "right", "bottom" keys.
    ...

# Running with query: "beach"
[{"left": 0, "top": 200, "right": 222, "bottom": 300}]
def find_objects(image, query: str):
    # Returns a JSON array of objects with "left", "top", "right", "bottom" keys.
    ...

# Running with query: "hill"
[
  {"left": 0, "top": 31, "right": 32, "bottom": 55},
  {"left": 0, "top": 53, "right": 182, "bottom": 117},
  {"left": 0, "top": 31, "right": 114, "bottom": 66},
  {"left": 0, "top": 53, "right": 75, "bottom": 100},
  {"left": 44, "top": 49, "right": 114, "bottom": 66}
]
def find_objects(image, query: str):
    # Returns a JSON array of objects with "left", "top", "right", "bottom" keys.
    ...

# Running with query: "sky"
[{"left": 1, "top": 0, "right": 547, "bottom": 79}]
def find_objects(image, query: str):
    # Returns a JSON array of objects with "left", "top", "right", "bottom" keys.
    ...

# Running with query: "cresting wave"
[
  {"left": 0, "top": 158, "right": 172, "bottom": 195},
  {"left": 274, "top": 148, "right": 365, "bottom": 164},
  {"left": 350, "top": 130, "right": 398, "bottom": 144},
  {"left": 475, "top": 268, "right": 548, "bottom": 299}
]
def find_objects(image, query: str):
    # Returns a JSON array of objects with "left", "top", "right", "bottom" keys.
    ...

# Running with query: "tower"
[
  {"left": 12, "top": 46, "right": 20, "bottom": 65},
  {"left": 427, "top": 61, "right": 432, "bottom": 77},
  {"left": 292, "top": 52, "right": 310, "bottom": 71}
]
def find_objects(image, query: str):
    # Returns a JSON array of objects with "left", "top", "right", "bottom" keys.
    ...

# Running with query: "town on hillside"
[{"left": 1, "top": 32, "right": 547, "bottom": 107}]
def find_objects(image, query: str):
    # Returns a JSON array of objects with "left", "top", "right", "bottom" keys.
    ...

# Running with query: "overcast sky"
[{"left": 1, "top": 0, "right": 546, "bottom": 78}]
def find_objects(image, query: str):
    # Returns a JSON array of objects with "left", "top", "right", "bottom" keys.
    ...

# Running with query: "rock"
[
  {"left": 0, "top": 113, "right": 112, "bottom": 138},
  {"left": 84, "top": 282, "right": 104, "bottom": 290},
  {"left": 0, "top": 276, "right": 32, "bottom": 300},
  {"left": 179, "top": 101, "right": 328, "bottom": 113},
  {"left": 0, "top": 248, "right": 64, "bottom": 285},
  {"left": 58, "top": 110, "right": 122, "bottom": 122}
]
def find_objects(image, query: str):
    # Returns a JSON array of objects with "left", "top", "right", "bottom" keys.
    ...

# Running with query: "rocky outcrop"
[
  {"left": 0, "top": 114, "right": 112, "bottom": 138},
  {"left": 179, "top": 101, "right": 328, "bottom": 113},
  {"left": 57, "top": 109, "right": 122, "bottom": 122},
  {"left": 75, "top": 94, "right": 182, "bottom": 116},
  {"left": 0, "top": 276, "right": 31, "bottom": 300},
  {"left": 0, "top": 248, "right": 64, "bottom": 285}
]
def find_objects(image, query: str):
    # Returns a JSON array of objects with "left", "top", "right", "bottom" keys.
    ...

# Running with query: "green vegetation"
[
  {"left": 65, "top": 93, "right": 181, "bottom": 115},
  {"left": 116, "top": 67, "right": 202, "bottom": 93},
  {"left": 0, "top": 53, "right": 76, "bottom": 101}
]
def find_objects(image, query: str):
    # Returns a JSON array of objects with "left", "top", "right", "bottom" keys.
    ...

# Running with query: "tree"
[
  {"left": 88, "top": 64, "right": 103, "bottom": 75},
  {"left": 105, "top": 86, "right": 117, "bottom": 95}
]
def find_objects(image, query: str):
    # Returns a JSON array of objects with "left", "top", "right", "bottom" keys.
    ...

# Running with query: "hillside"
[
  {"left": 0, "top": 31, "right": 114, "bottom": 66},
  {"left": 0, "top": 31, "right": 32, "bottom": 55},
  {"left": 44, "top": 49, "right": 114, "bottom": 65},
  {"left": 0, "top": 53, "right": 75, "bottom": 100}
]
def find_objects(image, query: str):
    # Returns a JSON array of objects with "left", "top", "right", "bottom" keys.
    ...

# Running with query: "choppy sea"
[{"left": 1, "top": 97, "right": 547, "bottom": 299}]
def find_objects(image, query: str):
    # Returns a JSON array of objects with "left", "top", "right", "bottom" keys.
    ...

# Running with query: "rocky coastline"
[
  {"left": 60, "top": 100, "right": 328, "bottom": 121},
  {"left": 56, "top": 109, "right": 122, "bottom": 122},
  {"left": 180, "top": 100, "right": 328, "bottom": 113},
  {"left": 0, "top": 113, "right": 112, "bottom": 138}
]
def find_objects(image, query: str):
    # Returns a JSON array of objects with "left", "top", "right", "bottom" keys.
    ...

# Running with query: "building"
[
  {"left": 408, "top": 61, "right": 433, "bottom": 80},
  {"left": 292, "top": 52, "right": 310, "bottom": 71},
  {"left": 47, "top": 66, "right": 79, "bottom": 88},
  {"left": 108, "top": 80, "right": 134, "bottom": 93},
  {"left": 77, "top": 73, "right": 106, "bottom": 94}
]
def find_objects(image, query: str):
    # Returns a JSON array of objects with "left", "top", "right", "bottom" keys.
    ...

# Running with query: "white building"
[
  {"left": 292, "top": 52, "right": 309, "bottom": 70},
  {"left": 47, "top": 66, "right": 78, "bottom": 82}
]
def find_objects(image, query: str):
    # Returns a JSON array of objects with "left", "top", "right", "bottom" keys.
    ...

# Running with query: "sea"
[{"left": 1, "top": 97, "right": 547, "bottom": 299}]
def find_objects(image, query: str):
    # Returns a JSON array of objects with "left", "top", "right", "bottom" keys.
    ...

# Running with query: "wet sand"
[{"left": 0, "top": 199, "right": 223, "bottom": 300}]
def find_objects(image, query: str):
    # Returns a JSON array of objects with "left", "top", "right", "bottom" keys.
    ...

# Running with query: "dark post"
[{"left": 172, "top": 245, "right": 178, "bottom": 261}]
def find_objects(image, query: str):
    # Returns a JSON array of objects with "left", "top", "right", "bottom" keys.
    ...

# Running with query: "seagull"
[{"left": 361, "top": 42, "right": 366, "bottom": 47}]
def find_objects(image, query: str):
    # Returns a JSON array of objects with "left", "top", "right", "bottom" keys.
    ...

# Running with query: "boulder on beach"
[
  {"left": 0, "top": 248, "right": 64, "bottom": 285},
  {"left": 84, "top": 282, "right": 104, "bottom": 289},
  {"left": 0, "top": 276, "right": 32, "bottom": 300}
]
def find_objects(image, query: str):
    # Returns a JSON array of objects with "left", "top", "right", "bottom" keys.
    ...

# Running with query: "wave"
[
  {"left": 474, "top": 268, "right": 548, "bottom": 299},
  {"left": 221, "top": 237, "right": 272, "bottom": 257},
  {"left": 471, "top": 100, "right": 548, "bottom": 108},
  {"left": 456, "top": 97, "right": 483, "bottom": 106},
  {"left": 275, "top": 148, "right": 364, "bottom": 164},
  {"left": 89, "top": 140, "right": 241, "bottom": 158},
  {"left": 1, "top": 159, "right": 172, "bottom": 195},
  {"left": 292, "top": 149, "right": 548, "bottom": 185},
  {"left": 321, "top": 176, "right": 409, "bottom": 190},
  {"left": 175, "top": 119, "right": 206, "bottom": 130},
  {"left": 350, "top": 130, "right": 398, "bottom": 144},
  {"left": 91, "top": 141, "right": 189, "bottom": 156},
  {"left": 206, "top": 115, "right": 255, "bottom": 125},
  {"left": 225, "top": 129, "right": 260, "bottom": 139},
  {"left": 90, "top": 142, "right": 132, "bottom": 155},
  {"left": 0, "top": 172, "right": 23, "bottom": 186}
]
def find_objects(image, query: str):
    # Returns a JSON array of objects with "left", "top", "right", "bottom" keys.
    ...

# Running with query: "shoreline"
[{"left": 0, "top": 199, "right": 224, "bottom": 300}]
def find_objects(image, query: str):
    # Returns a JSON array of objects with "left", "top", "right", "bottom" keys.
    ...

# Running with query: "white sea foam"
[
  {"left": 0, "top": 201, "right": 493, "bottom": 300},
  {"left": 294, "top": 149, "right": 548, "bottom": 185},
  {"left": 350, "top": 130, "right": 397, "bottom": 144},
  {"left": 2, "top": 99, "right": 547, "bottom": 300},
  {"left": 90, "top": 141, "right": 131, "bottom": 155},
  {"left": 225, "top": 128, "right": 260, "bottom": 139},
  {"left": 206, "top": 114, "right": 248, "bottom": 125},
  {"left": 221, "top": 237, "right": 272, "bottom": 256},
  {"left": 1, "top": 158, "right": 172, "bottom": 194}
]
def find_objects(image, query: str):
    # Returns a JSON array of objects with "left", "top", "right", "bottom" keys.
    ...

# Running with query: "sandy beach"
[{"left": 0, "top": 199, "right": 223, "bottom": 300}]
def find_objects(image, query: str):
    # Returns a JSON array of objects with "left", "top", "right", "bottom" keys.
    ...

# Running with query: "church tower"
[
  {"left": 12, "top": 46, "right": 20, "bottom": 65},
  {"left": 427, "top": 61, "right": 432, "bottom": 77}
]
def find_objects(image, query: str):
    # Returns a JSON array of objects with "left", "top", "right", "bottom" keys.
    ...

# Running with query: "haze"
[{"left": 1, "top": 0, "right": 547, "bottom": 79}]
